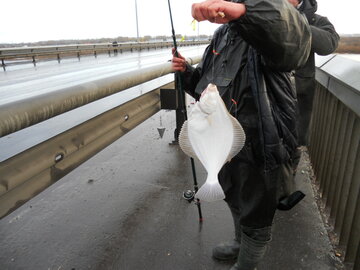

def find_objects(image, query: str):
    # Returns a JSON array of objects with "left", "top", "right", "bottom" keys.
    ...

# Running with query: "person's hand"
[
  {"left": 171, "top": 48, "right": 187, "bottom": 72},
  {"left": 192, "top": 0, "right": 246, "bottom": 24}
]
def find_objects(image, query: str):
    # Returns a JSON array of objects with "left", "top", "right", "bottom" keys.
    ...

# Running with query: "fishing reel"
[
  {"left": 182, "top": 189, "right": 195, "bottom": 203},
  {"left": 182, "top": 189, "right": 203, "bottom": 222}
]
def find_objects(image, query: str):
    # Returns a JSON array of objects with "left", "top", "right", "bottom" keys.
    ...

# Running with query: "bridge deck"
[{"left": 0, "top": 110, "right": 343, "bottom": 270}]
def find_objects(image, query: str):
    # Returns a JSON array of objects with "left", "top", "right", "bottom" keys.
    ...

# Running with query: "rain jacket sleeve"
[
  {"left": 310, "top": 15, "right": 339, "bottom": 55},
  {"left": 232, "top": 0, "right": 311, "bottom": 71},
  {"left": 181, "top": 0, "right": 312, "bottom": 98},
  {"left": 181, "top": 44, "right": 213, "bottom": 100}
]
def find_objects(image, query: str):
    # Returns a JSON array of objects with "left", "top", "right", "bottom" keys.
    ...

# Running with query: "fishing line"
[
  {"left": 167, "top": 0, "right": 203, "bottom": 222},
  {"left": 211, "top": 12, "right": 225, "bottom": 83},
  {"left": 212, "top": 12, "right": 239, "bottom": 119}
]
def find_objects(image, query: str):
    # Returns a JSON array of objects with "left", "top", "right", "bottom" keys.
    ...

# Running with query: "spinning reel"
[{"left": 182, "top": 189, "right": 195, "bottom": 203}]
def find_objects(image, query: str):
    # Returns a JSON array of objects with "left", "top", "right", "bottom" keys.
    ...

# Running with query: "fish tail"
[{"left": 195, "top": 179, "right": 225, "bottom": 202}]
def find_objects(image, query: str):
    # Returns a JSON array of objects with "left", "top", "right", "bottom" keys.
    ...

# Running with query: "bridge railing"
[
  {"left": 0, "top": 55, "right": 201, "bottom": 219},
  {"left": 309, "top": 55, "right": 360, "bottom": 269},
  {"left": 0, "top": 40, "right": 209, "bottom": 70}
]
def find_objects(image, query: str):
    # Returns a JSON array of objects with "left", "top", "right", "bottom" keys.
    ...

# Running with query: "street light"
[{"left": 135, "top": 0, "right": 140, "bottom": 42}]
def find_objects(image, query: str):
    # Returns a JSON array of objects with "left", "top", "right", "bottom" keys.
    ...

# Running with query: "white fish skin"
[{"left": 179, "top": 83, "right": 246, "bottom": 202}]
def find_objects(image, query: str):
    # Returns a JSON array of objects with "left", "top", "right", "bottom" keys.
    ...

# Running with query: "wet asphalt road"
[
  {"left": 0, "top": 110, "right": 343, "bottom": 270},
  {"left": 0, "top": 46, "right": 207, "bottom": 106}
]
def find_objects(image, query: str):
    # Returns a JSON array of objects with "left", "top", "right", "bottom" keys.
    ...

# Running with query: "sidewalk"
[
  {"left": 259, "top": 148, "right": 344, "bottom": 270},
  {"left": 0, "top": 110, "right": 344, "bottom": 270}
]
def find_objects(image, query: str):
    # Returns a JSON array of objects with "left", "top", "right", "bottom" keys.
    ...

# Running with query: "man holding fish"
[{"left": 172, "top": 0, "right": 311, "bottom": 269}]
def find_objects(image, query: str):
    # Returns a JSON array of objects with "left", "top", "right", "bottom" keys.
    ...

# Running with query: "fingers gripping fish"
[{"left": 179, "top": 83, "right": 246, "bottom": 202}]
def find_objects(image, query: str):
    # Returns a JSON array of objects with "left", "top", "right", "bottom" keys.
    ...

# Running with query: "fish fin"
[
  {"left": 179, "top": 120, "right": 198, "bottom": 159},
  {"left": 195, "top": 179, "right": 225, "bottom": 202},
  {"left": 227, "top": 116, "right": 246, "bottom": 161}
]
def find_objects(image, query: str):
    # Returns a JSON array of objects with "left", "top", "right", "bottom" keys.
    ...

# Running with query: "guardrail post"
[
  {"left": 32, "top": 56, "right": 36, "bottom": 67},
  {"left": 92, "top": 45, "right": 96, "bottom": 58},
  {"left": 1, "top": 59, "right": 5, "bottom": 71},
  {"left": 112, "top": 41, "right": 118, "bottom": 55}
]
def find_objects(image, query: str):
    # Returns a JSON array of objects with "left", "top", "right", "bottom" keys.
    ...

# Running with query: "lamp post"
[{"left": 135, "top": 0, "right": 140, "bottom": 42}]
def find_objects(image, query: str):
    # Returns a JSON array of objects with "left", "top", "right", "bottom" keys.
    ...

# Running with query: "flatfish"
[{"left": 179, "top": 83, "right": 246, "bottom": 202}]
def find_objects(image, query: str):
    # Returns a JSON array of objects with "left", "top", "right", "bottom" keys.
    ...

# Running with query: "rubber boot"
[
  {"left": 230, "top": 227, "right": 271, "bottom": 270},
  {"left": 212, "top": 207, "right": 241, "bottom": 261}
]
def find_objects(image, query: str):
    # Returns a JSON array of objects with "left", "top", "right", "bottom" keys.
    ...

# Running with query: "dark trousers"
[
  {"left": 218, "top": 138, "right": 294, "bottom": 229},
  {"left": 295, "top": 76, "right": 316, "bottom": 146}
]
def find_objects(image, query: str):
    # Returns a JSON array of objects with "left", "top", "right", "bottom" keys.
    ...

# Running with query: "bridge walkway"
[{"left": 0, "top": 110, "right": 344, "bottom": 270}]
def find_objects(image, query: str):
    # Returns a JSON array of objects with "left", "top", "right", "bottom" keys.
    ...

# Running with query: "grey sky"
[{"left": 1, "top": 0, "right": 359, "bottom": 43}]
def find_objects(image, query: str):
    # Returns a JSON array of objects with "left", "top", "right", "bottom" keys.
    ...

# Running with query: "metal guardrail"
[
  {"left": 0, "top": 55, "right": 201, "bottom": 218},
  {"left": 0, "top": 86, "right": 163, "bottom": 218},
  {"left": 309, "top": 55, "right": 360, "bottom": 269},
  {"left": 0, "top": 56, "right": 200, "bottom": 137},
  {"left": 0, "top": 41, "right": 209, "bottom": 71}
]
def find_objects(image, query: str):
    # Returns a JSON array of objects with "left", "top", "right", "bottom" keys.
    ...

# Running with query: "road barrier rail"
[
  {"left": 0, "top": 40, "right": 209, "bottom": 70},
  {"left": 0, "top": 55, "right": 201, "bottom": 219}
]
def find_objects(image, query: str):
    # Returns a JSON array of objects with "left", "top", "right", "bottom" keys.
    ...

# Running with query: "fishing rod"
[{"left": 167, "top": 0, "right": 203, "bottom": 223}]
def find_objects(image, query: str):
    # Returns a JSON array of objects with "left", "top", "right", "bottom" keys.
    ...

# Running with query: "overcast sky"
[{"left": 1, "top": 0, "right": 359, "bottom": 44}]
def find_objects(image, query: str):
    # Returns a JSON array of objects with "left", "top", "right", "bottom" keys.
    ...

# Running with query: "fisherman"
[
  {"left": 291, "top": 0, "right": 339, "bottom": 146},
  {"left": 289, "top": 0, "right": 339, "bottom": 172},
  {"left": 171, "top": 0, "right": 311, "bottom": 269}
]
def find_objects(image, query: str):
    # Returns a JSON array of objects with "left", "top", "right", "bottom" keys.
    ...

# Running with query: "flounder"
[{"left": 179, "top": 83, "right": 246, "bottom": 202}]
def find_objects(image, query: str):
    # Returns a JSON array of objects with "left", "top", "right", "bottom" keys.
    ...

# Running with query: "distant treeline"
[
  {"left": 0, "top": 34, "right": 212, "bottom": 48},
  {"left": 336, "top": 35, "right": 360, "bottom": 54}
]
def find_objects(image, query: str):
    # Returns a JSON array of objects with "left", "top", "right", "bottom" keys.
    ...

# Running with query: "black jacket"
[
  {"left": 182, "top": 0, "right": 312, "bottom": 170},
  {"left": 295, "top": 0, "right": 339, "bottom": 145},
  {"left": 296, "top": 0, "right": 339, "bottom": 80}
]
